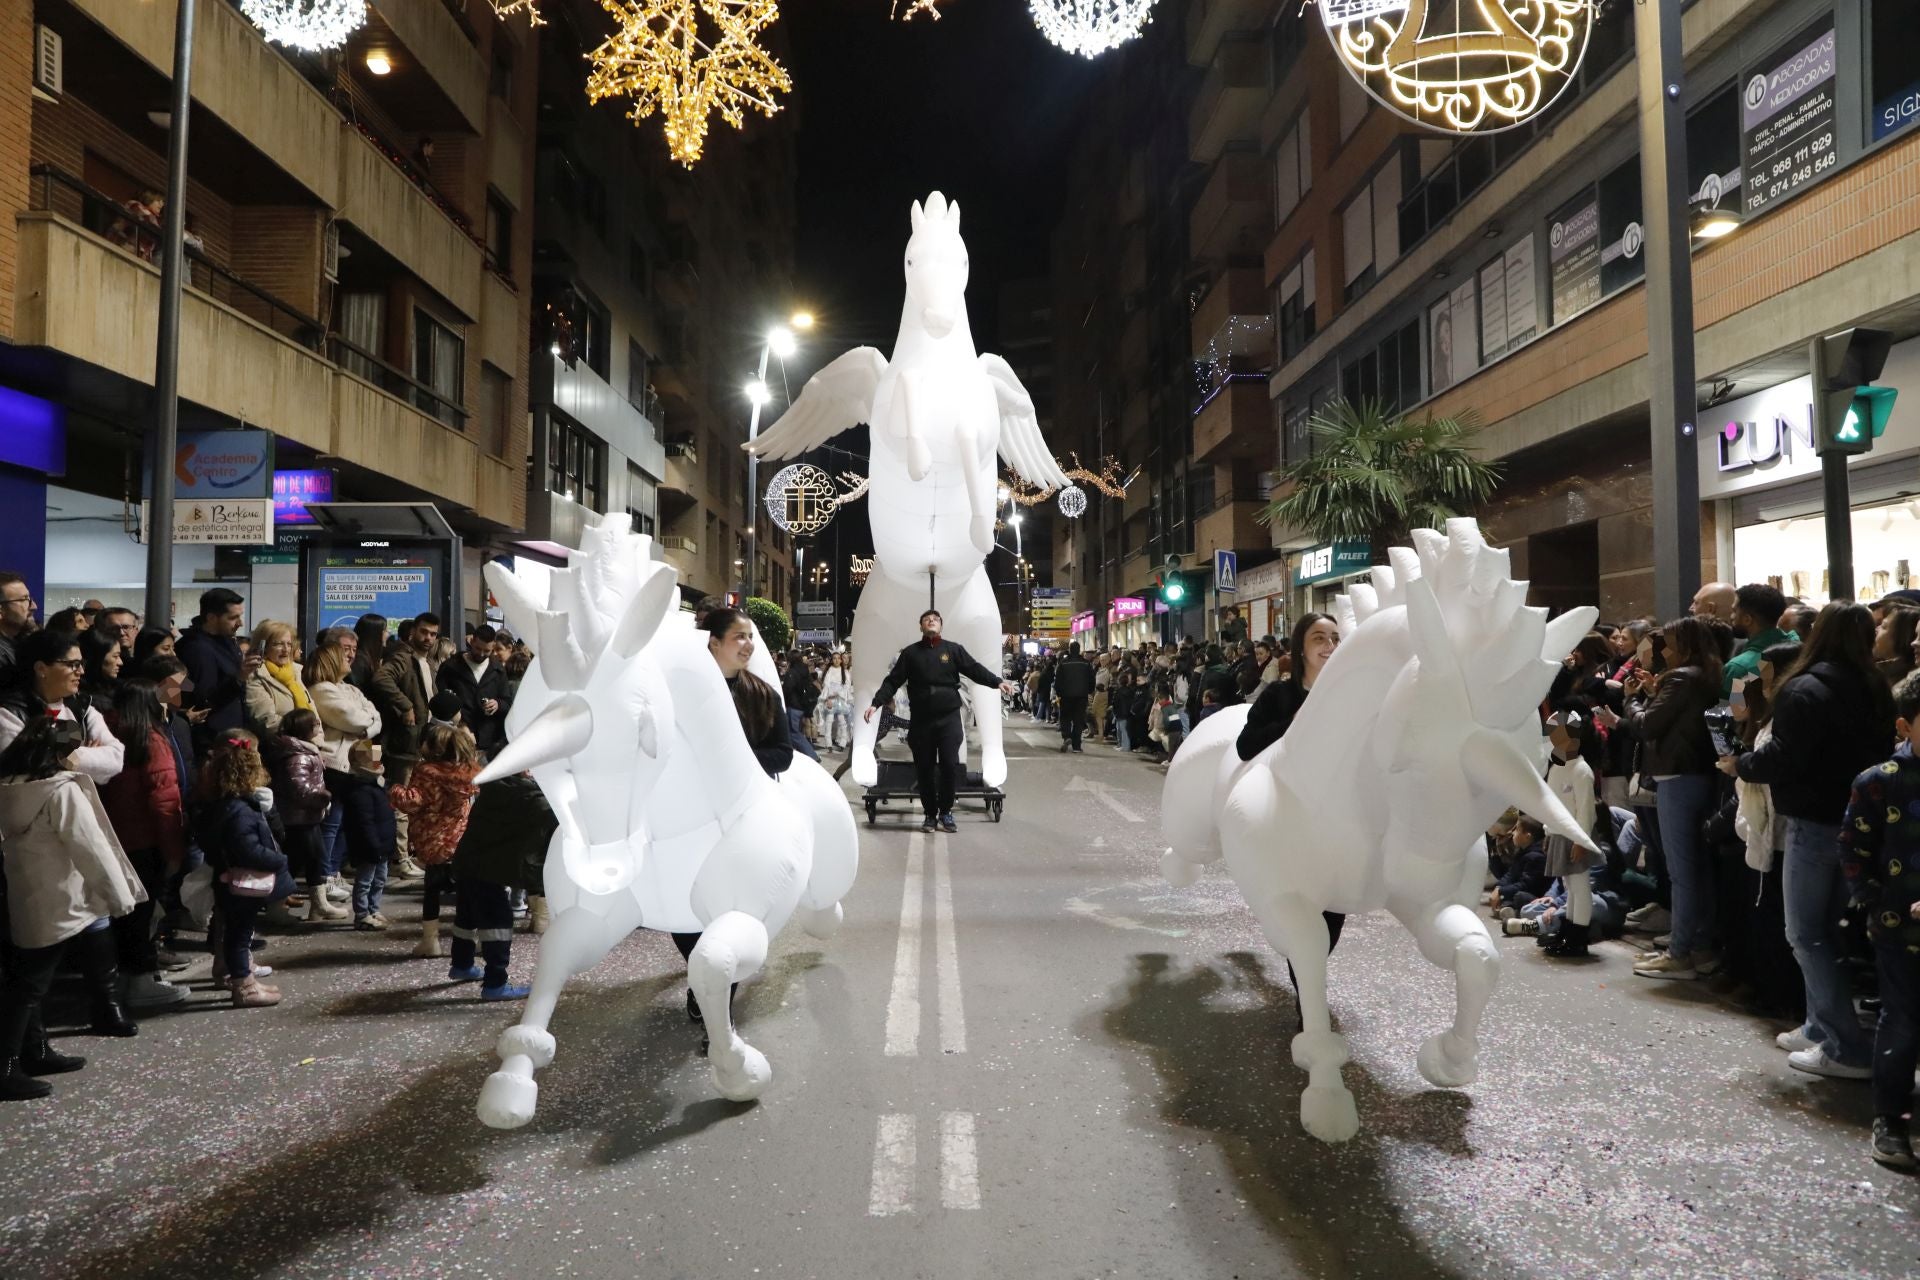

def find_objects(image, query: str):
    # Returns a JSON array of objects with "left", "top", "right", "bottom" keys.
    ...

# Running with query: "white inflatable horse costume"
[
  {"left": 1160, "top": 519, "right": 1598, "bottom": 1143},
  {"left": 747, "top": 191, "right": 1070, "bottom": 788},
  {"left": 473, "top": 515, "right": 858, "bottom": 1127}
]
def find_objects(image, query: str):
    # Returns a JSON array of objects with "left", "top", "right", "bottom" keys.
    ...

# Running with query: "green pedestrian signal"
[{"left": 1811, "top": 328, "right": 1895, "bottom": 457}]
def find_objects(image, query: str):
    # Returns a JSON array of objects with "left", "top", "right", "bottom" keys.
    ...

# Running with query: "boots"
[
  {"left": 22, "top": 1011, "right": 85, "bottom": 1077},
  {"left": 307, "top": 888, "right": 348, "bottom": 922},
  {"left": 0, "top": 1003, "right": 52, "bottom": 1100},
  {"left": 528, "top": 896, "right": 551, "bottom": 936},
  {"left": 413, "top": 919, "right": 446, "bottom": 958},
  {"left": 1543, "top": 918, "right": 1591, "bottom": 957},
  {"left": 77, "top": 928, "right": 138, "bottom": 1038},
  {"left": 229, "top": 975, "right": 281, "bottom": 1008}
]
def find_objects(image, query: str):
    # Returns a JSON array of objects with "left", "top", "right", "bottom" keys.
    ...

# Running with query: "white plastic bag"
[{"left": 178, "top": 862, "right": 216, "bottom": 930}]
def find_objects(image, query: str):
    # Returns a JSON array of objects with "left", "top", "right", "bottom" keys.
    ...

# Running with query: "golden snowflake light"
[
  {"left": 240, "top": 0, "right": 366, "bottom": 51},
  {"left": 586, "top": 0, "right": 792, "bottom": 168},
  {"left": 1321, "top": 0, "right": 1594, "bottom": 134},
  {"left": 492, "top": 0, "right": 546, "bottom": 24},
  {"left": 891, "top": 0, "right": 950, "bottom": 19},
  {"left": 1028, "top": 0, "right": 1156, "bottom": 59}
]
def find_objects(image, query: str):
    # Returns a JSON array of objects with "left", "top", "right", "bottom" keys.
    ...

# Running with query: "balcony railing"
[{"left": 29, "top": 164, "right": 467, "bottom": 432}]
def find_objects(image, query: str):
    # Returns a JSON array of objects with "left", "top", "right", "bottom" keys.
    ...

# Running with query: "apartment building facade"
[{"left": 0, "top": 0, "right": 541, "bottom": 625}]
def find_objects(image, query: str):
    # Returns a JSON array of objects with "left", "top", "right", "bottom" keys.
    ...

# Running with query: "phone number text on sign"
[{"left": 1740, "top": 24, "right": 1836, "bottom": 217}]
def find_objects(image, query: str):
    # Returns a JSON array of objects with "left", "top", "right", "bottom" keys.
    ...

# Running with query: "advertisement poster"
[
  {"left": 145, "top": 429, "right": 272, "bottom": 499},
  {"left": 1502, "top": 234, "right": 1537, "bottom": 347},
  {"left": 272, "top": 469, "right": 334, "bottom": 525},
  {"left": 140, "top": 499, "right": 274, "bottom": 546},
  {"left": 316, "top": 557, "right": 437, "bottom": 631},
  {"left": 1448, "top": 280, "right": 1478, "bottom": 385},
  {"left": 1548, "top": 189, "right": 1602, "bottom": 324},
  {"left": 1741, "top": 19, "right": 1837, "bottom": 217},
  {"left": 1428, "top": 294, "right": 1455, "bottom": 395},
  {"left": 1478, "top": 255, "right": 1509, "bottom": 362}
]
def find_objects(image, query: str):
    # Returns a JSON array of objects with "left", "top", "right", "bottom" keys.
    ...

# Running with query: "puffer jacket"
[
  {"left": 452, "top": 773, "right": 556, "bottom": 890},
  {"left": 0, "top": 771, "right": 146, "bottom": 948},
  {"left": 100, "top": 727, "right": 189, "bottom": 867},
  {"left": 332, "top": 769, "right": 396, "bottom": 866},
  {"left": 262, "top": 734, "right": 332, "bottom": 828},
  {"left": 193, "top": 793, "right": 289, "bottom": 876},
  {"left": 388, "top": 759, "right": 481, "bottom": 866}
]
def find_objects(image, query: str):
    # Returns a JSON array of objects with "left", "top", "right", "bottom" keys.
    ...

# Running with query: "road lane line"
[
  {"left": 932, "top": 835, "right": 966, "bottom": 1055},
  {"left": 939, "top": 1112, "right": 980, "bottom": 1210},
  {"left": 884, "top": 832, "right": 926, "bottom": 1056},
  {"left": 868, "top": 1114, "right": 917, "bottom": 1216},
  {"left": 1065, "top": 774, "right": 1143, "bottom": 823}
]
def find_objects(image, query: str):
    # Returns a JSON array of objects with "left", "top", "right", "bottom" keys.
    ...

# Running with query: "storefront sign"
[
  {"left": 796, "top": 628, "right": 835, "bottom": 645},
  {"left": 1233, "top": 558, "right": 1291, "bottom": 601},
  {"left": 0, "top": 386, "right": 64, "bottom": 473},
  {"left": 849, "top": 555, "right": 874, "bottom": 586},
  {"left": 272, "top": 469, "right": 333, "bottom": 525},
  {"left": 1109, "top": 596, "right": 1145, "bottom": 622},
  {"left": 1699, "top": 335, "right": 1920, "bottom": 499},
  {"left": 1741, "top": 19, "right": 1837, "bottom": 218},
  {"left": 1548, "top": 190, "right": 1601, "bottom": 324},
  {"left": 140, "top": 498, "right": 274, "bottom": 546},
  {"left": 796, "top": 600, "right": 834, "bottom": 618},
  {"left": 1070, "top": 611, "right": 1097, "bottom": 634},
  {"left": 1875, "top": 81, "right": 1920, "bottom": 143},
  {"left": 146, "top": 428, "right": 273, "bottom": 499},
  {"left": 1294, "top": 540, "right": 1372, "bottom": 587}
]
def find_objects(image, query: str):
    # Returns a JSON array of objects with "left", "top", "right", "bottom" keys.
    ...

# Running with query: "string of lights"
[
  {"left": 491, "top": 0, "right": 547, "bottom": 24},
  {"left": 1027, "top": 0, "right": 1157, "bottom": 59},
  {"left": 239, "top": 0, "right": 367, "bottom": 52}
]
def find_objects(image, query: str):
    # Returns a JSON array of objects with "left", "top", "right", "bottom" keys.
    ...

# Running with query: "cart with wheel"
[{"left": 862, "top": 756, "right": 1004, "bottom": 825}]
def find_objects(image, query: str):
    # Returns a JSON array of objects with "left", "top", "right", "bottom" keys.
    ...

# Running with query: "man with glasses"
[
  {"left": 0, "top": 571, "right": 37, "bottom": 679},
  {"left": 95, "top": 606, "right": 140, "bottom": 658}
]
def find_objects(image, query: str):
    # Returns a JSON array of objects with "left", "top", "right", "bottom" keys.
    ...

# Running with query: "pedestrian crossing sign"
[{"left": 1215, "top": 550, "right": 1238, "bottom": 594}]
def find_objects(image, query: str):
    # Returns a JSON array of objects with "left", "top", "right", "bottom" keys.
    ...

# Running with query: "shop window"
[
  {"left": 1597, "top": 158, "right": 1644, "bottom": 296},
  {"left": 1282, "top": 401, "right": 1313, "bottom": 464},
  {"left": 411, "top": 309, "right": 464, "bottom": 428},
  {"left": 1274, "top": 109, "right": 1312, "bottom": 226},
  {"left": 1277, "top": 249, "right": 1317, "bottom": 362},
  {"left": 627, "top": 337, "right": 652, "bottom": 412},
  {"left": 1871, "top": 1, "right": 1920, "bottom": 142},
  {"left": 548, "top": 417, "right": 605, "bottom": 509}
]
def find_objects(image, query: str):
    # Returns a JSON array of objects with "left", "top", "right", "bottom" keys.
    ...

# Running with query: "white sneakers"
[
  {"left": 1625, "top": 904, "right": 1671, "bottom": 934},
  {"left": 127, "top": 972, "right": 189, "bottom": 1008},
  {"left": 1787, "top": 1046, "right": 1871, "bottom": 1080},
  {"left": 1775, "top": 1027, "right": 1819, "bottom": 1053}
]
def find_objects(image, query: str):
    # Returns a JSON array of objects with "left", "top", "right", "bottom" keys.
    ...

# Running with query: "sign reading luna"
[{"left": 1319, "top": 0, "right": 1595, "bottom": 135}]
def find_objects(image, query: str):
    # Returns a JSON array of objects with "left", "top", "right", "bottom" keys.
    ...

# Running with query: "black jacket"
[
  {"left": 1737, "top": 661, "right": 1895, "bottom": 823},
  {"left": 194, "top": 794, "right": 288, "bottom": 877},
  {"left": 453, "top": 773, "right": 557, "bottom": 890},
  {"left": 873, "top": 639, "right": 1001, "bottom": 719},
  {"left": 1236, "top": 678, "right": 1310, "bottom": 761},
  {"left": 782, "top": 665, "right": 820, "bottom": 716},
  {"left": 1623, "top": 666, "right": 1717, "bottom": 777},
  {"left": 175, "top": 624, "right": 245, "bottom": 752},
  {"left": 1052, "top": 655, "right": 1095, "bottom": 700},
  {"left": 332, "top": 770, "right": 396, "bottom": 865},
  {"left": 436, "top": 653, "right": 513, "bottom": 754}
]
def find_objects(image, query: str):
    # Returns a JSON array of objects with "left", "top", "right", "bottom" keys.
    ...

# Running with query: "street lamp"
[{"left": 743, "top": 310, "right": 814, "bottom": 603}]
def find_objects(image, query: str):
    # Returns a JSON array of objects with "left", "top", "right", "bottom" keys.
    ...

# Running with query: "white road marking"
[
  {"left": 884, "top": 833, "right": 926, "bottom": 1056},
  {"left": 939, "top": 1112, "right": 981, "bottom": 1210},
  {"left": 1065, "top": 774, "right": 1142, "bottom": 823},
  {"left": 868, "top": 1114, "right": 917, "bottom": 1216},
  {"left": 932, "top": 835, "right": 966, "bottom": 1055}
]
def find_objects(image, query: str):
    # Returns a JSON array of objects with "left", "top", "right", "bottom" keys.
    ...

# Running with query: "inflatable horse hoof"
[
  {"left": 1417, "top": 1031, "right": 1479, "bottom": 1088},
  {"left": 798, "top": 902, "right": 844, "bottom": 940},
  {"left": 711, "top": 1041, "right": 773, "bottom": 1102},
  {"left": 477, "top": 1071, "right": 539, "bottom": 1130},
  {"left": 1300, "top": 1084, "right": 1360, "bottom": 1144}
]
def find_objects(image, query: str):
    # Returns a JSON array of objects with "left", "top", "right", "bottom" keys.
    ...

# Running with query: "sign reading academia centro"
[{"left": 1319, "top": 0, "right": 1596, "bottom": 135}]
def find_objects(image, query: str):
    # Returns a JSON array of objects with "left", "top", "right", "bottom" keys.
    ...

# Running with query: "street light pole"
[
  {"left": 143, "top": 0, "right": 197, "bottom": 629},
  {"left": 744, "top": 342, "right": 771, "bottom": 603},
  {"left": 1635, "top": 0, "right": 1702, "bottom": 621}
]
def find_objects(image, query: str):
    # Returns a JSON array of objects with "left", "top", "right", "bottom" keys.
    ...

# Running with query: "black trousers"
[
  {"left": 112, "top": 847, "right": 167, "bottom": 976},
  {"left": 907, "top": 711, "right": 963, "bottom": 819},
  {"left": 1058, "top": 696, "right": 1088, "bottom": 749},
  {"left": 421, "top": 864, "right": 456, "bottom": 921},
  {"left": 450, "top": 879, "right": 514, "bottom": 987}
]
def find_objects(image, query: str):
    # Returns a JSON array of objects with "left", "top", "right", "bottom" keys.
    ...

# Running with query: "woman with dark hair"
[
  {"left": 1596, "top": 616, "right": 1723, "bottom": 981},
  {"left": 0, "top": 716, "right": 149, "bottom": 1099},
  {"left": 671, "top": 607, "right": 793, "bottom": 1048},
  {"left": 78, "top": 627, "right": 125, "bottom": 712},
  {"left": 0, "top": 630, "right": 126, "bottom": 780},
  {"left": 1873, "top": 603, "right": 1919, "bottom": 688},
  {"left": 1553, "top": 632, "right": 1620, "bottom": 714},
  {"left": 350, "top": 614, "right": 389, "bottom": 693},
  {"left": 100, "top": 679, "right": 190, "bottom": 1009},
  {"left": 132, "top": 626, "right": 177, "bottom": 667},
  {"left": 1725, "top": 602, "right": 1895, "bottom": 1079}
]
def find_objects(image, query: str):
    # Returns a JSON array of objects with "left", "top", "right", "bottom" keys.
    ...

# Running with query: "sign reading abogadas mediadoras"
[{"left": 1320, "top": 0, "right": 1595, "bottom": 135}]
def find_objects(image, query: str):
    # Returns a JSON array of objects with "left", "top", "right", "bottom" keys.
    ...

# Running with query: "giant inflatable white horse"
[
  {"left": 747, "top": 191, "right": 1070, "bottom": 787},
  {"left": 1160, "top": 519, "right": 1598, "bottom": 1143},
  {"left": 473, "top": 515, "right": 858, "bottom": 1127}
]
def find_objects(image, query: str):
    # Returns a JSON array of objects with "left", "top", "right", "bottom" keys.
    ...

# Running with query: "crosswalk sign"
[{"left": 1215, "top": 549, "right": 1237, "bottom": 594}]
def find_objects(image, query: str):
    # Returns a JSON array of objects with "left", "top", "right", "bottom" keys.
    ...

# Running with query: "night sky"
[{"left": 784, "top": 0, "right": 1107, "bottom": 358}]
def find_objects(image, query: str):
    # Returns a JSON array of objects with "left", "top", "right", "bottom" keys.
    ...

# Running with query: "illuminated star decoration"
[
  {"left": 491, "top": 0, "right": 547, "bottom": 24},
  {"left": 1027, "top": 0, "right": 1156, "bottom": 59},
  {"left": 585, "top": 0, "right": 793, "bottom": 167},
  {"left": 240, "top": 0, "right": 367, "bottom": 51},
  {"left": 891, "top": 0, "right": 950, "bottom": 20}
]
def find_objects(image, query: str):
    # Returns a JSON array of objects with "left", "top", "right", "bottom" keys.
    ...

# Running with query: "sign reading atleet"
[{"left": 1294, "top": 541, "right": 1371, "bottom": 587}]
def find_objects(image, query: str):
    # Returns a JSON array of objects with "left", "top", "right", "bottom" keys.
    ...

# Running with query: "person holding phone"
[
  {"left": 174, "top": 588, "right": 253, "bottom": 757},
  {"left": 1722, "top": 584, "right": 1795, "bottom": 698}
]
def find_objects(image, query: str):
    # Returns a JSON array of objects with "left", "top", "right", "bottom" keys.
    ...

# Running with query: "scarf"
[{"left": 265, "top": 659, "right": 312, "bottom": 711}]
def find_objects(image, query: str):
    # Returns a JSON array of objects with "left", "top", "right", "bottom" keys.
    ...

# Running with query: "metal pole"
[
  {"left": 1822, "top": 453, "right": 1854, "bottom": 600},
  {"left": 744, "top": 342, "right": 769, "bottom": 603},
  {"left": 143, "top": 0, "right": 196, "bottom": 630},
  {"left": 1635, "top": 0, "right": 1701, "bottom": 621}
]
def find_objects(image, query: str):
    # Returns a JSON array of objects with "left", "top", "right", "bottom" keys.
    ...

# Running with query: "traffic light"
[
  {"left": 1157, "top": 555, "right": 1187, "bottom": 605},
  {"left": 1811, "top": 327, "right": 1896, "bottom": 457}
]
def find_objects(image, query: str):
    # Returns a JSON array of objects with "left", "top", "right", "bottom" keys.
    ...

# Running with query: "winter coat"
[
  {"left": 1622, "top": 665, "right": 1717, "bottom": 777},
  {"left": 1495, "top": 841, "right": 1551, "bottom": 902},
  {"left": 331, "top": 770, "right": 396, "bottom": 866},
  {"left": 387, "top": 759, "right": 481, "bottom": 866},
  {"left": 435, "top": 653, "right": 512, "bottom": 755},
  {"left": 372, "top": 648, "right": 433, "bottom": 764},
  {"left": 243, "top": 668, "right": 305, "bottom": 739},
  {"left": 174, "top": 624, "right": 245, "bottom": 751},
  {"left": 782, "top": 664, "right": 821, "bottom": 716},
  {"left": 262, "top": 734, "right": 332, "bottom": 828},
  {"left": 100, "top": 727, "right": 188, "bottom": 867},
  {"left": 1839, "top": 744, "right": 1920, "bottom": 951},
  {"left": 1052, "top": 655, "right": 1095, "bottom": 700},
  {"left": 452, "top": 773, "right": 556, "bottom": 891},
  {"left": 873, "top": 639, "right": 1001, "bottom": 719},
  {"left": 0, "top": 701, "right": 125, "bottom": 784},
  {"left": 0, "top": 771, "right": 146, "bottom": 948},
  {"left": 311, "top": 679, "right": 383, "bottom": 772},
  {"left": 193, "top": 793, "right": 290, "bottom": 876},
  {"left": 1236, "top": 678, "right": 1309, "bottom": 761},
  {"left": 1736, "top": 661, "right": 1895, "bottom": 824}
]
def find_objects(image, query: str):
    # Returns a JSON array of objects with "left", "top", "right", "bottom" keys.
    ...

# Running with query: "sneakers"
[
  {"left": 1626, "top": 905, "right": 1671, "bottom": 934},
  {"left": 920, "top": 817, "right": 938, "bottom": 833},
  {"left": 390, "top": 857, "right": 425, "bottom": 881},
  {"left": 447, "top": 965, "right": 484, "bottom": 983},
  {"left": 1633, "top": 951, "right": 1699, "bottom": 980},
  {"left": 1787, "top": 1046, "right": 1871, "bottom": 1080},
  {"left": 1653, "top": 933, "right": 1672, "bottom": 948},
  {"left": 228, "top": 976, "right": 281, "bottom": 1008},
  {"left": 481, "top": 983, "right": 531, "bottom": 1001},
  {"left": 1775, "top": 1027, "right": 1820, "bottom": 1053},
  {"left": 938, "top": 812, "right": 958, "bottom": 834},
  {"left": 354, "top": 913, "right": 390, "bottom": 931},
  {"left": 1494, "top": 906, "right": 1517, "bottom": 922},
  {"left": 126, "top": 972, "right": 189, "bottom": 1008},
  {"left": 324, "top": 879, "right": 352, "bottom": 904},
  {"left": 1502, "top": 917, "right": 1539, "bottom": 936},
  {"left": 1871, "top": 1117, "right": 1916, "bottom": 1170}
]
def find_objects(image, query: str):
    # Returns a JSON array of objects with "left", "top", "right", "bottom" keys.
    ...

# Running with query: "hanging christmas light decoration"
[
  {"left": 764, "top": 463, "right": 841, "bottom": 538},
  {"left": 240, "top": 0, "right": 367, "bottom": 51},
  {"left": 1056, "top": 484, "right": 1088, "bottom": 519},
  {"left": 1027, "top": 0, "right": 1156, "bottom": 59},
  {"left": 1320, "top": 0, "right": 1596, "bottom": 135},
  {"left": 1004, "top": 454, "right": 1130, "bottom": 506},
  {"left": 586, "top": 0, "right": 792, "bottom": 168},
  {"left": 492, "top": 0, "right": 547, "bottom": 24},
  {"left": 891, "top": 0, "right": 950, "bottom": 19}
]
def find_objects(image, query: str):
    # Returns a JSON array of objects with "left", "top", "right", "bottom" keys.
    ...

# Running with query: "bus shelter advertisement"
[{"left": 315, "top": 552, "right": 439, "bottom": 632}]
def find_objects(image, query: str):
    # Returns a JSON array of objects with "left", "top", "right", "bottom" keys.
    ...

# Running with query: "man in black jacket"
[
  {"left": 865, "top": 609, "right": 1013, "bottom": 833},
  {"left": 175, "top": 587, "right": 254, "bottom": 756},
  {"left": 437, "top": 623, "right": 513, "bottom": 756},
  {"left": 1052, "top": 642, "right": 1095, "bottom": 752}
]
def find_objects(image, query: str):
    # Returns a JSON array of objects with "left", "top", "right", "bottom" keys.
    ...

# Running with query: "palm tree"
[{"left": 1260, "top": 398, "right": 1502, "bottom": 563}]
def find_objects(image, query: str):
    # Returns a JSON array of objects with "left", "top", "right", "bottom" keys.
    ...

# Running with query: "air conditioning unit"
[
  {"left": 33, "top": 25, "right": 62, "bottom": 100},
  {"left": 322, "top": 221, "right": 341, "bottom": 283}
]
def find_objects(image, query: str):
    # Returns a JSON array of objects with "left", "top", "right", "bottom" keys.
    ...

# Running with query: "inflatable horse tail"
[{"left": 1158, "top": 705, "right": 1246, "bottom": 887}]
